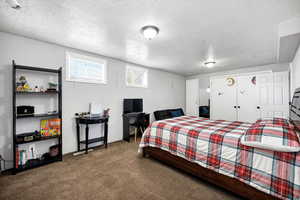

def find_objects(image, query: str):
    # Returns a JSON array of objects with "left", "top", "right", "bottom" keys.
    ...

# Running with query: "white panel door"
[
  {"left": 273, "top": 72, "right": 289, "bottom": 118},
  {"left": 257, "top": 73, "right": 274, "bottom": 119},
  {"left": 210, "top": 78, "right": 237, "bottom": 121},
  {"left": 186, "top": 79, "right": 199, "bottom": 116},
  {"left": 236, "top": 75, "right": 259, "bottom": 123}
]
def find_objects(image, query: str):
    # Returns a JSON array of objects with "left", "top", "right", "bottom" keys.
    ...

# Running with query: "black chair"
[
  {"left": 199, "top": 106, "right": 210, "bottom": 118},
  {"left": 128, "top": 113, "right": 147, "bottom": 142}
]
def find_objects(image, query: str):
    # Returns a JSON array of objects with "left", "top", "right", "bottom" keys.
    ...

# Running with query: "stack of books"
[
  {"left": 40, "top": 118, "right": 61, "bottom": 136},
  {"left": 15, "top": 148, "right": 36, "bottom": 168}
]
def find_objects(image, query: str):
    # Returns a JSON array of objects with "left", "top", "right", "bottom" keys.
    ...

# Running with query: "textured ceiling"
[{"left": 0, "top": 0, "right": 300, "bottom": 75}]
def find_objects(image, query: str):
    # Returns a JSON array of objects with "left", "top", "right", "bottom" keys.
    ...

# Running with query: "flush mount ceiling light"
[
  {"left": 141, "top": 25, "right": 159, "bottom": 40},
  {"left": 204, "top": 61, "right": 216, "bottom": 68},
  {"left": 6, "top": 0, "right": 21, "bottom": 9}
]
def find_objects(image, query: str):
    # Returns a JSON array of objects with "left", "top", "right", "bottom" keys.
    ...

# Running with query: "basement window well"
[
  {"left": 66, "top": 52, "right": 107, "bottom": 84},
  {"left": 126, "top": 65, "right": 148, "bottom": 88}
]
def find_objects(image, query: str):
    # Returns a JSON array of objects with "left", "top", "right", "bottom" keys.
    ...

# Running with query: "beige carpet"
[{"left": 0, "top": 140, "right": 241, "bottom": 200}]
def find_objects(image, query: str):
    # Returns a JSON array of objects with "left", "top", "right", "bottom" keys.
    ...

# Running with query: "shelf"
[
  {"left": 16, "top": 113, "right": 60, "bottom": 119},
  {"left": 15, "top": 64, "right": 61, "bottom": 73},
  {"left": 16, "top": 134, "right": 60, "bottom": 145},
  {"left": 15, "top": 158, "right": 61, "bottom": 173},
  {"left": 16, "top": 91, "right": 59, "bottom": 94},
  {"left": 13, "top": 60, "right": 63, "bottom": 174},
  {"left": 80, "top": 137, "right": 105, "bottom": 145}
]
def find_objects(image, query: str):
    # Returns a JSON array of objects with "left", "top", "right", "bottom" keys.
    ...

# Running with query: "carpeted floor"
[{"left": 0, "top": 140, "right": 241, "bottom": 200}]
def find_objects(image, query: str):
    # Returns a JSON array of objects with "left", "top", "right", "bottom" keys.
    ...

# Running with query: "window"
[
  {"left": 66, "top": 52, "right": 107, "bottom": 84},
  {"left": 126, "top": 65, "right": 148, "bottom": 88}
]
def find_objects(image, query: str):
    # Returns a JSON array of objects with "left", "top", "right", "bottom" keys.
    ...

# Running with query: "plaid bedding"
[
  {"left": 138, "top": 116, "right": 300, "bottom": 200},
  {"left": 243, "top": 122, "right": 300, "bottom": 150},
  {"left": 256, "top": 118, "right": 291, "bottom": 127}
]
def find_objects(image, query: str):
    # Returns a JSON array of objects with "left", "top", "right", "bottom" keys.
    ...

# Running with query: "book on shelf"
[
  {"left": 15, "top": 147, "right": 39, "bottom": 168},
  {"left": 19, "top": 150, "right": 27, "bottom": 166},
  {"left": 15, "top": 149, "right": 27, "bottom": 168},
  {"left": 15, "top": 149, "right": 19, "bottom": 168},
  {"left": 40, "top": 118, "right": 61, "bottom": 137}
]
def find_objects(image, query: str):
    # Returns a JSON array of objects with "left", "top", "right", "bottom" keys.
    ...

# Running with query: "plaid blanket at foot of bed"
[{"left": 138, "top": 116, "right": 300, "bottom": 200}]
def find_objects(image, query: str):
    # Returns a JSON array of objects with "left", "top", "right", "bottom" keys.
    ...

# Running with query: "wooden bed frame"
[{"left": 143, "top": 147, "right": 279, "bottom": 200}]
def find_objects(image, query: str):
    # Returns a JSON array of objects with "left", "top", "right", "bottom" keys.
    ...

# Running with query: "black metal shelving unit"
[
  {"left": 16, "top": 91, "right": 60, "bottom": 94},
  {"left": 16, "top": 113, "right": 60, "bottom": 119},
  {"left": 12, "top": 60, "right": 63, "bottom": 174}
]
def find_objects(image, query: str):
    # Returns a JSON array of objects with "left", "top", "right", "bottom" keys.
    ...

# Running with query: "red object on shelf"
[{"left": 15, "top": 149, "right": 19, "bottom": 168}]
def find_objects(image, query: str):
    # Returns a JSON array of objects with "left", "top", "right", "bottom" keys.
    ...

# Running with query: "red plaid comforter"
[{"left": 139, "top": 116, "right": 300, "bottom": 200}]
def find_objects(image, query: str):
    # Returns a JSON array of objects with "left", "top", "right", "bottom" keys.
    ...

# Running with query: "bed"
[{"left": 139, "top": 89, "right": 300, "bottom": 200}]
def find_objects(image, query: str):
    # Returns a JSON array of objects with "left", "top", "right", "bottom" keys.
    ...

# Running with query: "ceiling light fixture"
[
  {"left": 6, "top": 0, "right": 21, "bottom": 9},
  {"left": 141, "top": 25, "right": 159, "bottom": 40},
  {"left": 204, "top": 61, "right": 216, "bottom": 68}
]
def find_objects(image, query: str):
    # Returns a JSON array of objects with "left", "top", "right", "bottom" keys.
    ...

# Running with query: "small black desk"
[
  {"left": 123, "top": 113, "right": 150, "bottom": 142},
  {"left": 76, "top": 116, "right": 109, "bottom": 154}
]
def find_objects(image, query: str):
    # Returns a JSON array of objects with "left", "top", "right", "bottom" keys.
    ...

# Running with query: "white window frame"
[
  {"left": 66, "top": 52, "right": 107, "bottom": 84},
  {"left": 125, "top": 65, "right": 148, "bottom": 88}
]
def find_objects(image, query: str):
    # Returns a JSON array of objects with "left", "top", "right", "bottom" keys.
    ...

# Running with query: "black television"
[{"left": 123, "top": 99, "right": 143, "bottom": 114}]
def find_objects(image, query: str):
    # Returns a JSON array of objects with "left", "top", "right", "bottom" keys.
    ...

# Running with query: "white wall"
[
  {"left": 291, "top": 45, "right": 300, "bottom": 93},
  {"left": 186, "top": 63, "right": 290, "bottom": 106},
  {"left": 187, "top": 63, "right": 290, "bottom": 80},
  {"left": 0, "top": 32, "right": 185, "bottom": 169}
]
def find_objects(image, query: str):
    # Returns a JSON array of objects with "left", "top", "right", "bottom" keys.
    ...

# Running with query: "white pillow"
[
  {"left": 241, "top": 123, "right": 300, "bottom": 152},
  {"left": 241, "top": 135, "right": 300, "bottom": 152}
]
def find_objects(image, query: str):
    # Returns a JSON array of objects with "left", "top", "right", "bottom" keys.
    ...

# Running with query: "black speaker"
[{"left": 17, "top": 105, "right": 34, "bottom": 115}]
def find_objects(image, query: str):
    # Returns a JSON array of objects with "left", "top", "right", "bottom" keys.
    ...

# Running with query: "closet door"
[
  {"left": 210, "top": 77, "right": 237, "bottom": 121},
  {"left": 257, "top": 72, "right": 274, "bottom": 119},
  {"left": 186, "top": 79, "right": 199, "bottom": 116},
  {"left": 236, "top": 75, "right": 259, "bottom": 123},
  {"left": 273, "top": 72, "right": 289, "bottom": 118},
  {"left": 257, "top": 73, "right": 274, "bottom": 118}
]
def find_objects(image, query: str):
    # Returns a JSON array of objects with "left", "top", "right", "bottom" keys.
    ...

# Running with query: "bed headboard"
[{"left": 290, "top": 87, "right": 300, "bottom": 133}]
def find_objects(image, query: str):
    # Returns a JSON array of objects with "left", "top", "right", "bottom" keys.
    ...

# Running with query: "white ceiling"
[{"left": 0, "top": 0, "right": 300, "bottom": 75}]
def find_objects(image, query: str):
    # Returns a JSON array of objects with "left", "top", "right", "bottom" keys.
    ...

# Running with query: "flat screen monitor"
[{"left": 123, "top": 99, "right": 143, "bottom": 114}]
